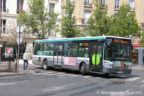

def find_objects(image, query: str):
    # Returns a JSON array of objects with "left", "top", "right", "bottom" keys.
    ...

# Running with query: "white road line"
[
  {"left": 125, "top": 77, "right": 140, "bottom": 82},
  {"left": 43, "top": 86, "right": 66, "bottom": 92},
  {"left": 83, "top": 76, "right": 92, "bottom": 78},
  {"left": 42, "top": 84, "right": 73, "bottom": 92},
  {"left": 0, "top": 82, "right": 16, "bottom": 86}
]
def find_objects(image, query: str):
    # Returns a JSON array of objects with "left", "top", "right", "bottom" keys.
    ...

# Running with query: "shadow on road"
[{"left": 33, "top": 66, "right": 139, "bottom": 79}]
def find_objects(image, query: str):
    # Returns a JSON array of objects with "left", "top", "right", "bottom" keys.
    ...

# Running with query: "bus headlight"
[{"left": 103, "top": 60, "right": 113, "bottom": 68}]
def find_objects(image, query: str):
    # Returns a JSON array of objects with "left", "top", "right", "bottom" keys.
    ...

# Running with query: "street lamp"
[{"left": 16, "top": 25, "right": 23, "bottom": 72}]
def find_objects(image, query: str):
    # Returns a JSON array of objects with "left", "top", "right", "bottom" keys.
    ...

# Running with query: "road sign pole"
[
  {"left": 17, "top": 27, "right": 20, "bottom": 72},
  {"left": 17, "top": 33, "right": 19, "bottom": 72},
  {"left": 16, "top": 25, "right": 23, "bottom": 72}
]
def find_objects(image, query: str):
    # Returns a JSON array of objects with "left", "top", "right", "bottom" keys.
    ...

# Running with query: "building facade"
[
  {"left": 0, "top": 0, "right": 62, "bottom": 56},
  {"left": 62, "top": 0, "right": 144, "bottom": 44},
  {"left": 62, "top": 0, "right": 144, "bottom": 28},
  {"left": 1, "top": 0, "right": 144, "bottom": 53},
  {"left": 1, "top": 0, "right": 62, "bottom": 37}
]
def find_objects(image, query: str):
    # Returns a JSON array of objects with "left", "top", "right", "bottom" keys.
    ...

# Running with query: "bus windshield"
[{"left": 105, "top": 38, "right": 132, "bottom": 61}]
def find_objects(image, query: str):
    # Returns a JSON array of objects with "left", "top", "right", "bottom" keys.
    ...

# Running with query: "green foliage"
[
  {"left": 108, "top": 4, "right": 141, "bottom": 37},
  {"left": 61, "top": 0, "right": 81, "bottom": 38},
  {"left": 88, "top": 1, "right": 140, "bottom": 37},
  {"left": 18, "top": 0, "right": 57, "bottom": 39},
  {"left": 88, "top": 0, "right": 110, "bottom": 36}
]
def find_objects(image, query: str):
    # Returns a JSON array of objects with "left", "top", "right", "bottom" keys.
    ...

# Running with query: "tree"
[
  {"left": 108, "top": 4, "right": 141, "bottom": 37},
  {"left": 88, "top": 0, "right": 110, "bottom": 36},
  {"left": 18, "top": 0, "right": 57, "bottom": 39},
  {"left": 61, "top": 0, "right": 81, "bottom": 38}
]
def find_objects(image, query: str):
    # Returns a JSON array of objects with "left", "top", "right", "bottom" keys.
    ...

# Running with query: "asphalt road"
[{"left": 0, "top": 67, "right": 144, "bottom": 96}]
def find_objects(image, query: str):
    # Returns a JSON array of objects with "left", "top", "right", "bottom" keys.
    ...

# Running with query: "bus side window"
[
  {"left": 78, "top": 43, "right": 88, "bottom": 57},
  {"left": 67, "top": 43, "right": 78, "bottom": 57},
  {"left": 84, "top": 48, "right": 88, "bottom": 57},
  {"left": 35, "top": 43, "right": 43, "bottom": 55}
]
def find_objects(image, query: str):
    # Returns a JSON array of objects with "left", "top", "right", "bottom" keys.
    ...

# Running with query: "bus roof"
[{"left": 35, "top": 36, "right": 131, "bottom": 43}]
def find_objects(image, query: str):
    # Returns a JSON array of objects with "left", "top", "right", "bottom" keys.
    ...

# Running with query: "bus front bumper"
[{"left": 106, "top": 67, "right": 132, "bottom": 74}]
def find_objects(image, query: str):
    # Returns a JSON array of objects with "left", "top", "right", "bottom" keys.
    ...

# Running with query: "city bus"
[{"left": 32, "top": 36, "right": 132, "bottom": 75}]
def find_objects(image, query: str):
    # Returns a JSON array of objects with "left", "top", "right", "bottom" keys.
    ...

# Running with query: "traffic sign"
[
  {"left": 7, "top": 48, "right": 12, "bottom": 55},
  {"left": 5, "top": 47, "right": 14, "bottom": 58}
]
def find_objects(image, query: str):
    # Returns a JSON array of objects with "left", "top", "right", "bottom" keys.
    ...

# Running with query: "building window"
[
  {"left": 84, "top": 0, "right": 91, "bottom": 5},
  {"left": 1, "top": 0, "right": 6, "bottom": 12},
  {"left": 1, "top": 20, "right": 6, "bottom": 34},
  {"left": 101, "top": 0, "right": 105, "bottom": 7},
  {"left": 49, "top": 3, "right": 55, "bottom": 16},
  {"left": 84, "top": 11, "right": 91, "bottom": 24},
  {"left": 129, "top": 0, "right": 134, "bottom": 11},
  {"left": 115, "top": 0, "right": 120, "bottom": 10},
  {"left": 17, "top": 0, "right": 24, "bottom": 13}
]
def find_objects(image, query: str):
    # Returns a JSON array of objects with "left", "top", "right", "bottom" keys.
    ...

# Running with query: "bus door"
[
  {"left": 54, "top": 44, "right": 63, "bottom": 68},
  {"left": 89, "top": 42, "right": 103, "bottom": 72}
]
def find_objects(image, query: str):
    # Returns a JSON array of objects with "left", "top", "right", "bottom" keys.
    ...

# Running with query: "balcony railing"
[
  {"left": 130, "top": 7, "right": 135, "bottom": 11},
  {"left": 115, "top": 6, "right": 120, "bottom": 11},
  {"left": 17, "top": 9, "right": 24, "bottom": 13},
  {"left": 82, "top": 18, "right": 89, "bottom": 24}
]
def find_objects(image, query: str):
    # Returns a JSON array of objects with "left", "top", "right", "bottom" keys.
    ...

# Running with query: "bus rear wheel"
[
  {"left": 43, "top": 60, "right": 48, "bottom": 70},
  {"left": 80, "top": 63, "right": 87, "bottom": 75}
]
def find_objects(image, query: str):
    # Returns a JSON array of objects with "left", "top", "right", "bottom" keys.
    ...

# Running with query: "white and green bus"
[{"left": 32, "top": 36, "right": 132, "bottom": 75}]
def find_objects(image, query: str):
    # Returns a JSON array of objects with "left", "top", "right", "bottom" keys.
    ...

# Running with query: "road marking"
[
  {"left": 43, "top": 84, "right": 73, "bottom": 92},
  {"left": 43, "top": 86, "right": 65, "bottom": 92},
  {"left": 83, "top": 76, "right": 92, "bottom": 78},
  {"left": 0, "top": 82, "right": 16, "bottom": 86},
  {"left": 125, "top": 77, "right": 140, "bottom": 82}
]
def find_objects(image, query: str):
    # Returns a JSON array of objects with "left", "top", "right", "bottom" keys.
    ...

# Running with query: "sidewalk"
[
  {"left": 0, "top": 60, "right": 37, "bottom": 77},
  {"left": 132, "top": 65, "right": 144, "bottom": 70}
]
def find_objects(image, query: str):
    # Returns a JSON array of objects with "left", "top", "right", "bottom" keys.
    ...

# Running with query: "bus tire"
[
  {"left": 43, "top": 60, "right": 48, "bottom": 70},
  {"left": 80, "top": 63, "right": 87, "bottom": 75}
]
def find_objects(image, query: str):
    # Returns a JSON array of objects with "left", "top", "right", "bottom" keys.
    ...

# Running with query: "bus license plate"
[{"left": 117, "top": 71, "right": 123, "bottom": 74}]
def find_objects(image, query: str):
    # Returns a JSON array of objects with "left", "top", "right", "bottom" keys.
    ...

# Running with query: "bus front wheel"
[
  {"left": 43, "top": 60, "right": 48, "bottom": 70},
  {"left": 80, "top": 63, "right": 87, "bottom": 75}
]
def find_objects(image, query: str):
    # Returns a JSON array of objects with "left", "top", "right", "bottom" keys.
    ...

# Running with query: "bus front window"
[{"left": 105, "top": 40, "right": 132, "bottom": 61}]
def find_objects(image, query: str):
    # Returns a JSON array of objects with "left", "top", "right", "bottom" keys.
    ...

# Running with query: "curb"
[{"left": 0, "top": 70, "right": 35, "bottom": 77}]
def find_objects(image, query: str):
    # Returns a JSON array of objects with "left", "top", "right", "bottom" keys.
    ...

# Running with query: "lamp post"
[{"left": 16, "top": 26, "right": 23, "bottom": 72}]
